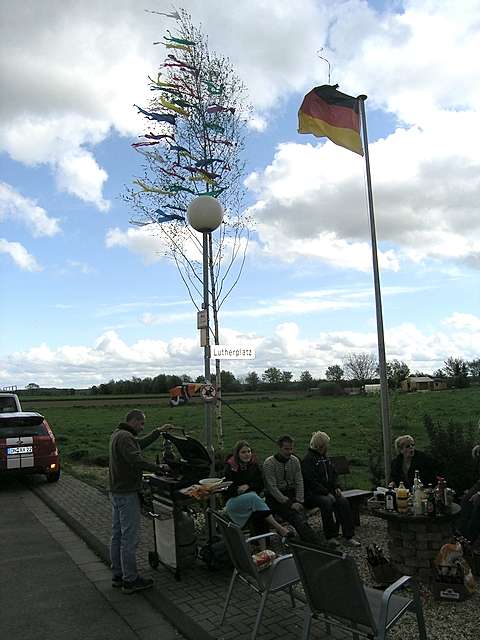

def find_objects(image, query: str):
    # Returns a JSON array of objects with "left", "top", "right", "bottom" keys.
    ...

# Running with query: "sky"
[{"left": 1, "top": 0, "right": 480, "bottom": 389}]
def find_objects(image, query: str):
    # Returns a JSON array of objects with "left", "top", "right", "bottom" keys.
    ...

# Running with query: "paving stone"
[{"left": 31, "top": 472, "right": 311, "bottom": 640}]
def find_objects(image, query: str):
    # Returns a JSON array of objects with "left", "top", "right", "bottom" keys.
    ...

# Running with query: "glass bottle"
[
  {"left": 426, "top": 484, "right": 436, "bottom": 517},
  {"left": 413, "top": 482, "right": 424, "bottom": 515},
  {"left": 385, "top": 486, "right": 396, "bottom": 511},
  {"left": 396, "top": 481, "right": 409, "bottom": 514}
]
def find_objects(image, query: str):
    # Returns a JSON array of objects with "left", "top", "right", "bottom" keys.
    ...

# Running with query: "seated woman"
[
  {"left": 301, "top": 431, "right": 360, "bottom": 547},
  {"left": 389, "top": 435, "right": 438, "bottom": 489},
  {"left": 223, "top": 440, "right": 289, "bottom": 540}
]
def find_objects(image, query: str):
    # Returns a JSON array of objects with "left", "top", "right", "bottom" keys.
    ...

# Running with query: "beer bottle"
[{"left": 396, "top": 481, "right": 409, "bottom": 514}]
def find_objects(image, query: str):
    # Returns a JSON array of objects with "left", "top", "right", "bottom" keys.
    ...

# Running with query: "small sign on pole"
[
  {"left": 199, "top": 328, "right": 208, "bottom": 347},
  {"left": 197, "top": 310, "right": 208, "bottom": 329},
  {"left": 211, "top": 345, "right": 256, "bottom": 360},
  {"left": 201, "top": 384, "right": 217, "bottom": 402}
]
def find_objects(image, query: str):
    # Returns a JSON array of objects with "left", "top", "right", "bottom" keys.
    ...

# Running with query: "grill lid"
[{"left": 163, "top": 431, "right": 211, "bottom": 466}]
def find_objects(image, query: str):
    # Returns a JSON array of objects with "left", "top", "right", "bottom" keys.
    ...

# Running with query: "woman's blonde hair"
[
  {"left": 394, "top": 434, "right": 414, "bottom": 454},
  {"left": 310, "top": 431, "right": 331, "bottom": 451}
]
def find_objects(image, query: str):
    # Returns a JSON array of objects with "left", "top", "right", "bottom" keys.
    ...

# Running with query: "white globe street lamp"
[
  {"left": 187, "top": 195, "right": 224, "bottom": 232},
  {"left": 187, "top": 196, "right": 224, "bottom": 475}
]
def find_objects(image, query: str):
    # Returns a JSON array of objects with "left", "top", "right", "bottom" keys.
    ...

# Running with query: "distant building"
[
  {"left": 364, "top": 383, "right": 381, "bottom": 394},
  {"left": 344, "top": 387, "right": 362, "bottom": 396},
  {"left": 400, "top": 376, "right": 447, "bottom": 392}
]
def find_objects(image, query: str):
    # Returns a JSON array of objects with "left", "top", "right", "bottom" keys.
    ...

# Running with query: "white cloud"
[
  {"left": 3, "top": 307, "right": 479, "bottom": 388},
  {"left": 56, "top": 150, "right": 109, "bottom": 211},
  {"left": 105, "top": 225, "right": 177, "bottom": 264},
  {"left": 444, "top": 312, "right": 480, "bottom": 331},
  {"left": 66, "top": 260, "right": 95, "bottom": 275},
  {"left": 0, "top": 182, "right": 60, "bottom": 236},
  {"left": 0, "top": 0, "right": 334, "bottom": 210},
  {"left": 246, "top": 124, "right": 480, "bottom": 269},
  {"left": 0, "top": 239, "right": 41, "bottom": 271}
]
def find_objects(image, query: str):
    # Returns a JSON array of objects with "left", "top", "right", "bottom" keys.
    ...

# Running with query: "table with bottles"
[{"left": 370, "top": 500, "right": 461, "bottom": 581}]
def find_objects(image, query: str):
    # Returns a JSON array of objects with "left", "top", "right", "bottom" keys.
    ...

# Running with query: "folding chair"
[
  {"left": 211, "top": 510, "right": 300, "bottom": 640},
  {"left": 289, "top": 539, "right": 427, "bottom": 640}
]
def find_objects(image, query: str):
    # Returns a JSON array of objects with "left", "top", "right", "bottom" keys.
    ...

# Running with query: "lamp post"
[{"left": 187, "top": 196, "right": 224, "bottom": 476}]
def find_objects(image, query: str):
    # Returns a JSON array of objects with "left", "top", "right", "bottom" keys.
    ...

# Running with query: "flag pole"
[{"left": 357, "top": 94, "right": 391, "bottom": 483}]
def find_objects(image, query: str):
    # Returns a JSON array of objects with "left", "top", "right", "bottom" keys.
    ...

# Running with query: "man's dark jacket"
[{"left": 301, "top": 448, "right": 341, "bottom": 501}]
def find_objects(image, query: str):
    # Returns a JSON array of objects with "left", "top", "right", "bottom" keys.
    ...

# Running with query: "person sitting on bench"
[
  {"left": 301, "top": 431, "right": 360, "bottom": 548},
  {"left": 223, "top": 440, "right": 289, "bottom": 541},
  {"left": 263, "top": 435, "right": 320, "bottom": 544}
]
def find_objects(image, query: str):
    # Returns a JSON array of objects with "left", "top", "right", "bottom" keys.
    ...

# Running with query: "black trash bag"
[{"left": 199, "top": 537, "right": 232, "bottom": 571}]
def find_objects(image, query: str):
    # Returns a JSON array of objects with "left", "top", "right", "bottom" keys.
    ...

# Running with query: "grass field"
[{"left": 21, "top": 388, "right": 480, "bottom": 490}]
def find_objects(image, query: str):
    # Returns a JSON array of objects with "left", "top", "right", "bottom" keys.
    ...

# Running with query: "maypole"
[{"left": 126, "top": 8, "right": 250, "bottom": 452}]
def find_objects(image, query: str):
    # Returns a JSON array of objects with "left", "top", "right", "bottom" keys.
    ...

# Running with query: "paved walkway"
[
  {"left": 0, "top": 478, "right": 180, "bottom": 640},
  {"left": 29, "top": 473, "right": 337, "bottom": 640}
]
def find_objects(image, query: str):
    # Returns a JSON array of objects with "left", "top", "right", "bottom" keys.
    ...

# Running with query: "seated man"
[
  {"left": 263, "top": 435, "right": 319, "bottom": 544},
  {"left": 458, "top": 446, "right": 480, "bottom": 545},
  {"left": 301, "top": 431, "right": 360, "bottom": 547}
]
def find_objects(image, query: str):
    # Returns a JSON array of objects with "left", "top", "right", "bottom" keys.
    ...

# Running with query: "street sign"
[
  {"left": 201, "top": 384, "right": 217, "bottom": 402},
  {"left": 197, "top": 309, "right": 208, "bottom": 329},
  {"left": 211, "top": 345, "right": 255, "bottom": 360}
]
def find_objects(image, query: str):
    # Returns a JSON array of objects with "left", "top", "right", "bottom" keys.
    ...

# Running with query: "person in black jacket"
[
  {"left": 389, "top": 435, "right": 438, "bottom": 490},
  {"left": 302, "top": 431, "right": 360, "bottom": 547},
  {"left": 223, "top": 440, "right": 289, "bottom": 539}
]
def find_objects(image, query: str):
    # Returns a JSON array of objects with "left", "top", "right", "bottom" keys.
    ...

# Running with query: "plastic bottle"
[{"left": 396, "top": 481, "right": 409, "bottom": 514}]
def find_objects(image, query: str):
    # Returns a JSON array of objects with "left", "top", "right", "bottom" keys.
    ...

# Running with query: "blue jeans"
[{"left": 110, "top": 493, "right": 141, "bottom": 582}]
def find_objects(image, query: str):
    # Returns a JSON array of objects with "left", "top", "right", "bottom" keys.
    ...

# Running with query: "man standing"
[
  {"left": 109, "top": 409, "right": 173, "bottom": 594},
  {"left": 263, "top": 435, "right": 319, "bottom": 543}
]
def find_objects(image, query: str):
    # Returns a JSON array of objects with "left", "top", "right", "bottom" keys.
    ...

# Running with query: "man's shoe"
[
  {"left": 112, "top": 575, "right": 123, "bottom": 589},
  {"left": 344, "top": 537, "right": 361, "bottom": 547},
  {"left": 122, "top": 576, "right": 154, "bottom": 594},
  {"left": 327, "top": 538, "right": 340, "bottom": 547}
]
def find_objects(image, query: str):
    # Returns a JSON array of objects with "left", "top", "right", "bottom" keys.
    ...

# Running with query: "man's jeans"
[
  {"left": 110, "top": 492, "right": 141, "bottom": 582},
  {"left": 305, "top": 493, "right": 354, "bottom": 540}
]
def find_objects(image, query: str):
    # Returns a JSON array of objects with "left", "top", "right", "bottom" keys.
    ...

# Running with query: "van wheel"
[{"left": 46, "top": 469, "right": 61, "bottom": 483}]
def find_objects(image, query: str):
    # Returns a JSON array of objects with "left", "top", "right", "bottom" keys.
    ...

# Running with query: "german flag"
[{"left": 298, "top": 84, "right": 363, "bottom": 156}]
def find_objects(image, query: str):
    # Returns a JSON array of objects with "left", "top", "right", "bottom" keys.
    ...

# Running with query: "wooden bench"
[{"left": 330, "top": 456, "right": 372, "bottom": 526}]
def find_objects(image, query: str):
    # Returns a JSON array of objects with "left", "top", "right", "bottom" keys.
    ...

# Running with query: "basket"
[
  {"left": 367, "top": 497, "right": 385, "bottom": 512},
  {"left": 368, "top": 562, "right": 400, "bottom": 586}
]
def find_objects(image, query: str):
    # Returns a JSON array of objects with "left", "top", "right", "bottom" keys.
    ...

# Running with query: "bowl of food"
[{"left": 199, "top": 477, "right": 224, "bottom": 488}]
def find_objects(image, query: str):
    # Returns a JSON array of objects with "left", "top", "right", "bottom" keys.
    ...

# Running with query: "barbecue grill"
[{"left": 142, "top": 429, "right": 212, "bottom": 579}]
